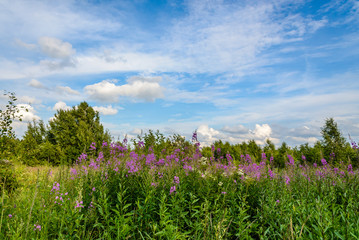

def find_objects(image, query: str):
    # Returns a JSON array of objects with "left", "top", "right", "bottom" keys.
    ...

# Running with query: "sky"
[{"left": 1, "top": 0, "right": 359, "bottom": 147}]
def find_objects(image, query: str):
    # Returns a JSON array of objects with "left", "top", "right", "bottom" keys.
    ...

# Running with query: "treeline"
[{"left": 1, "top": 91, "right": 358, "bottom": 167}]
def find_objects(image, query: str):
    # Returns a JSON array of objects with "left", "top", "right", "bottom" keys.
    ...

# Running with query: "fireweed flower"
[
  {"left": 321, "top": 158, "right": 328, "bottom": 166},
  {"left": 221, "top": 192, "right": 227, "bottom": 194},
  {"left": 170, "top": 186, "right": 176, "bottom": 194},
  {"left": 285, "top": 176, "right": 290, "bottom": 185},
  {"left": 90, "top": 142, "right": 96, "bottom": 151},
  {"left": 287, "top": 155, "right": 295, "bottom": 166},
  {"left": 192, "top": 131, "right": 198, "bottom": 143},
  {"left": 313, "top": 163, "right": 317, "bottom": 168},
  {"left": 8, "top": 214, "right": 12, "bottom": 218},
  {"left": 34, "top": 224, "right": 41, "bottom": 231},
  {"left": 174, "top": 176, "right": 180, "bottom": 184},
  {"left": 348, "top": 164, "right": 353, "bottom": 172},
  {"left": 75, "top": 201, "right": 84, "bottom": 211}
]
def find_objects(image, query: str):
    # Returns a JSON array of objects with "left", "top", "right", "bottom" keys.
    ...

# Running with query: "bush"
[{"left": 0, "top": 159, "right": 19, "bottom": 193}]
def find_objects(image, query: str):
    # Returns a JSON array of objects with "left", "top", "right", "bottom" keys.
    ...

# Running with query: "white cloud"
[
  {"left": 197, "top": 124, "right": 221, "bottom": 146},
  {"left": 85, "top": 76, "right": 164, "bottom": 103},
  {"left": 15, "top": 39, "right": 37, "bottom": 50},
  {"left": 38, "top": 37, "right": 76, "bottom": 70},
  {"left": 16, "top": 104, "right": 40, "bottom": 122},
  {"left": 93, "top": 105, "right": 121, "bottom": 115},
  {"left": 252, "top": 124, "right": 272, "bottom": 139},
  {"left": 19, "top": 96, "right": 40, "bottom": 104},
  {"left": 196, "top": 123, "right": 279, "bottom": 146},
  {"left": 28, "top": 79, "right": 47, "bottom": 89},
  {"left": 56, "top": 86, "right": 80, "bottom": 95},
  {"left": 53, "top": 101, "right": 71, "bottom": 111},
  {"left": 38, "top": 37, "right": 75, "bottom": 59},
  {"left": 287, "top": 136, "right": 318, "bottom": 145},
  {"left": 222, "top": 124, "right": 248, "bottom": 134}
]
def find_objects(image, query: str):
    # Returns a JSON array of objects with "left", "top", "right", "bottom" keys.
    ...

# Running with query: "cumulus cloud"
[
  {"left": 53, "top": 101, "right": 71, "bottom": 111},
  {"left": 197, "top": 123, "right": 279, "bottom": 146},
  {"left": 16, "top": 104, "right": 40, "bottom": 122},
  {"left": 28, "top": 79, "right": 47, "bottom": 89},
  {"left": 251, "top": 124, "right": 272, "bottom": 139},
  {"left": 93, "top": 105, "right": 121, "bottom": 115},
  {"left": 197, "top": 125, "right": 222, "bottom": 145},
  {"left": 85, "top": 76, "right": 164, "bottom": 103},
  {"left": 56, "top": 86, "right": 80, "bottom": 95}
]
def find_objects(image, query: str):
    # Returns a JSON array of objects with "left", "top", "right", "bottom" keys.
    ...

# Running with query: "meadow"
[{"left": 1, "top": 137, "right": 359, "bottom": 240}]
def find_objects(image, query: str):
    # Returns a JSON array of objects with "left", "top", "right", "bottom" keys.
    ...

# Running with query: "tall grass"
[{"left": 1, "top": 141, "right": 359, "bottom": 239}]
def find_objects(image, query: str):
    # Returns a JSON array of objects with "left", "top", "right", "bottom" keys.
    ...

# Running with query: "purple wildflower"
[
  {"left": 33, "top": 224, "right": 41, "bottom": 231},
  {"left": 8, "top": 214, "right": 12, "bottom": 218},
  {"left": 192, "top": 130, "right": 198, "bottom": 143},
  {"left": 321, "top": 158, "right": 327, "bottom": 166},
  {"left": 174, "top": 176, "right": 180, "bottom": 184},
  {"left": 287, "top": 155, "right": 295, "bottom": 166},
  {"left": 285, "top": 176, "right": 290, "bottom": 185},
  {"left": 75, "top": 201, "right": 84, "bottom": 211},
  {"left": 170, "top": 185, "right": 176, "bottom": 194},
  {"left": 90, "top": 142, "right": 96, "bottom": 151}
]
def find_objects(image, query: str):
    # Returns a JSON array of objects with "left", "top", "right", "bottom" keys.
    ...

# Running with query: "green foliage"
[
  {"left": 19, "top": 102, "right": 110, "bottom": 166},
  {"left": 0, "top": 91, "right": 26, "bottom": 159},
  {"left": 2, "top": 146, "right": 359, "bottom": 239},
  {"left": 0, "top": 160, "right": 19, "bottom": 194},
  {"left": 321, "top": 118, "right": 347, "bottom": 163},
  {"left": 20, "top": 121, "right": 65, "bottom": 166},
  {"left": 47, "top": 102, "right": 111, "bottom": 165}
]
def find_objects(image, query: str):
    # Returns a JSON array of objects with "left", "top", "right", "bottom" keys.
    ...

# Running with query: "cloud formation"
[
  {"left": 38, "top": 37, "right": 76, "bottom": 70},
  {"left": 53, "top": 101, "right": 71, "bottom": 111},
  {"left": 93, "top": 105, "right": 120, "bottom": 115},
  {"left": 197, "top": 123, "right": 279, "bottom": 146},
  {"left": 16, "top": 104, "right": 40, "bottom": 122},
  {"left": 28, "top": 79, "right": 47, "bottom": 89},
  {"left": 85, "top": 76, "right": 164, "bottom": 103},
  {"left": 56, "top": 86, "right": 80, "bottom": 95}
]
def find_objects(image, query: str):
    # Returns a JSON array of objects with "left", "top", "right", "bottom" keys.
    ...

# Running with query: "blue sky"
[{"left": 1, "top": 0, "right": 359, "bottom": 146}]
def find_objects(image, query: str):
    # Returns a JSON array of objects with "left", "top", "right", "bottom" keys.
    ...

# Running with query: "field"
[{"left": 1, "top": 140, "right": 359, "bottom": 239}]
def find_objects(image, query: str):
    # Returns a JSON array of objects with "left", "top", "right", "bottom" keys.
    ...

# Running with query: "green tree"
[
  {"left": 48, "top": 102, "right": 111, "bottom": 164},
  {"left": 21, "top": 120, "right": 65, "bottom": 166},
  {"left": 0, "top": 91, "right": 26, "bottom": 159},
  {"left": 247, "top": 139, "right": 262, "bottom": 162},
  {"left": 320, "top": 118, "right": 347, "bottom": 163}
]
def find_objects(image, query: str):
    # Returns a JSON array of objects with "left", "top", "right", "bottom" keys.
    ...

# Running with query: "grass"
[{"left": 1, "top": 142, "right": 359, "bottom": 239}]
